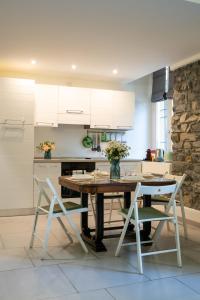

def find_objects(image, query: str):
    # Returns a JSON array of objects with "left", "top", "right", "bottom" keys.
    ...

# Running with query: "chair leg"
[
  {"left": 165, "top": 204, "right": 171, "bottom": 232},
  {"left": 29, "top": 209, "right": 40, "bottom": 248},
  {"left": 135, "top": 221, "right": 143, "bottom": 274},
  {"left": 174, "top": 217, "right": 182, "bottom": 267},
  {"left": 180, "top": 199, "right": 188, "bottom": 239},
  {"left": 152, "top": 220, "right": 165, "bottom": 242},
  {"left": 115, "top": 217, "right": 130, "bottom": 257},
  {"left": 57, "top": 217, "right": 73, "bottom": 243},
  {"left": 43, "top": 214, "right": 53, "bottom": 252},
  {"left": 90, "top": 194, "right": 96, "bottom": 225},
  {"left": 66, "top": 215, "right": 88, "bottom": 254},
  {"left": 108, "top": 199, "right": 114, "bottom": 224}
]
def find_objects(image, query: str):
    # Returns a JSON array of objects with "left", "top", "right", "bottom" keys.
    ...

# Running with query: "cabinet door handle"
[
  {"left": 66, "top": 110, "right": 83, "bottom": 114},
  {"left": 0, "top": 118, "right": 25, "bottom": 126},
  {"left": 36, "top": 122, "right": 55, "bottom": 126},
  {"left": 116, "top": 126, "right": 132, "bottom": 129},
  {"left": 93, "top": 125, "right": 111, "bottom": 128}
]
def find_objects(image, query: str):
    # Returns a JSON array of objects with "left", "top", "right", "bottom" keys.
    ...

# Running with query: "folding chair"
[
  {"left": 115, "top": 182, "right": 182, "bottom": 274},
  {"left": 30, "top": 176, "right": 88, "bottom": 254},
  {"left": 151, "top": 174, "right": 188, "bottom": 239}
]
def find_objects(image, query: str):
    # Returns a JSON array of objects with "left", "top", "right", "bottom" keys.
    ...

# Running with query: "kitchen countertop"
[{"left": 34, "top": 157, "right": 142, "bottom": 163}]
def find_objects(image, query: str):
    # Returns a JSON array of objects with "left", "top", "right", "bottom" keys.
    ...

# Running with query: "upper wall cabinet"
[
  {"left": 0, "top": 78, "right": 35, "bottom": 124},
  {"left": 90, "top": 89, "right": 115, "bottom": 129},
  {"left": 35, "top": 84, "right": 58, "bottom": 127},
  {"left": 112, "top": 90, "right": 135, "bottom": 130},
  {"left": 90, "top": 89, "right": 134, "bottom": 129},
  {"left": 57, "top": 86, "right": 91, "bottom": 125}
]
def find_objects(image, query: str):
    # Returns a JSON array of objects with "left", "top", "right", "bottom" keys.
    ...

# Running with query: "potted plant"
[
  {"left": 104, "top": 141, "right": 130, "bottom": 179},
  {"left": 37, "top": 141, "right": 55, "bottom": 159}
]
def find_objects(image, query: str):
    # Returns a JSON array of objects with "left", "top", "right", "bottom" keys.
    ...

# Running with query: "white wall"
[
  {"left": 126, "top": 74, "right": 153, "bottom": 159},
  {"left": 34, "top": 74, "right": 153, "bottom": 159}
]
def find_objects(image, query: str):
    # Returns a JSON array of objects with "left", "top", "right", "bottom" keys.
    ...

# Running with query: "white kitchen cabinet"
[
  {"left": 90, "top": 89, "right": 134, "bottom": 129},
  {"left": 0, "top": 77, "right": 35, "bottom": 124},
  {"left": 58, "top": 86, "right": 91, "bottom": 125},
  {"left": 34, "top": 163, "right": 61, "bottom": 206},
  {"left": 90, "top": 89, "right": 114, "bottom": 129},
  {"left": 35, "top": 84, "right": 58, "bottom": 127},
  {"left": 112, "top": 91, "right": 135, "bottom": 130},
  {"left": 0, "top": 78, "right": 34, "bottom": 210},
  {"left": 0, "top": 125, "right": 34, "bottom": 209},
  {"left": 142, "top": 161, "right": 172, "bottom": 175}
]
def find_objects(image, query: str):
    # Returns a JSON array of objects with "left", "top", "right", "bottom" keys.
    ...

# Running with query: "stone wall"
[{"left": 172, "top": 60, "right": 200, "bottom": 209}]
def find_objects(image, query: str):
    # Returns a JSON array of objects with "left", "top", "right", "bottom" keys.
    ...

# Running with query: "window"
[{"left": 155, "top": 99, "right": 173, "bottom": 151}]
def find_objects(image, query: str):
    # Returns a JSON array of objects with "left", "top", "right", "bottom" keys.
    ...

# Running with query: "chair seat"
[
  {"left": 42, "top": 201, "right": 83, "bottom": 213},
  {"left": 121, "top": 207, "right": 169, "bottom": 221}
]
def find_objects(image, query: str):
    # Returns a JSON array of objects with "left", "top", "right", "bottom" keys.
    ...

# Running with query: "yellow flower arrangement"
[{"left": 37, "top": 141, "right": 55, "bottom": 152}]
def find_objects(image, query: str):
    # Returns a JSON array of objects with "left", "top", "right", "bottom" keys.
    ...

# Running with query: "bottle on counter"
[{"left": 145, "top": 149, "right": 152, "bottom": 161}]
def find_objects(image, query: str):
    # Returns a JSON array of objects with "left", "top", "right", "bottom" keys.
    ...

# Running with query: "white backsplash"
[{"left": 34, "top": 125, "right": 118, "bottom": 158}]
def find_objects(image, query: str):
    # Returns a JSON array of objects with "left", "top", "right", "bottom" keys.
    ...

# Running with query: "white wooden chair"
[
  {"left": 90, "top": 193, "right": 123, "bottom": 225},
  {"left": 151, "top": 173, "right": 188, "bottom": 239},
  {"left": 30, "top": 176, "right": 88, "bottom": 254},
  {"left": 115, "top": 182, "right": 182, "bottom": 274}
]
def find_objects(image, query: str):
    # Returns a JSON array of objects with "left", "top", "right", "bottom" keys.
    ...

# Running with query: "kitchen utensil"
[
  {"left": 97, "top": 133, "right": 101, "bottom": 152},
  {"left": 106, "top": 132, "right": 111, "bottom": 142},
  {"left": 82, "top": 135, "right": 93, "bottom": 148},
  {"left": 92, "top": 134, "right": 96, "bottom": 151},
  {"left": 101, "top": 132, "right": 107, "bottom": 142}
]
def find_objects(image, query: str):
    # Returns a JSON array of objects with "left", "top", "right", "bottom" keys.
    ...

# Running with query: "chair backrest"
[
  {"left": 34, "top": 175, "right": 70, "bottom": 215},
  {"left": 128, "top": 182, "right": 178, "bottom": 221},
  {"left": 164, "top": 173, "right": 186, "bottom": 194},
  {"left": 139, "top": 183, "right": 178, "bottom": 197},
  {"left": 34, "top": 175, "right": 51, "bottom": 205}
]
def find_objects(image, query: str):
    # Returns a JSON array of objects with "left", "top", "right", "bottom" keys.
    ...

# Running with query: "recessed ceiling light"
[
  {"left": 31, "top": 59, "right": 37, "bottom": 65},
  {"left": 112, "top": 69, "right": 118, "bottom": 75},
  {"left": 71, "top": 64, "right": 77, "bottom": 70}
]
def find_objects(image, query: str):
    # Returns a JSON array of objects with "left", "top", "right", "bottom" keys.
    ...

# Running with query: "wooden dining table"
[{"left": 59, "top": 175, "right": 176, "bottom": 252}]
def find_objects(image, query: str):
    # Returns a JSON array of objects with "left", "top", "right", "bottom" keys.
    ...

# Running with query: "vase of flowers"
[
  {"left": 104, "top": 141, "right": 130, "bottom": 179},
  {"left": 37, "top": 141, "right": 55, "bottom": 159}
]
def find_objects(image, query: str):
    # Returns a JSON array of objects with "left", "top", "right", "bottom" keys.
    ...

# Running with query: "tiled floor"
[{"left": 0, "top": 212, "right": 199, "bottom": 300}]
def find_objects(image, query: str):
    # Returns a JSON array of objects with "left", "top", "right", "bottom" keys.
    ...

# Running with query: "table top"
[{"left": 59, "top": 175, "right": 176, "bottom": 194}]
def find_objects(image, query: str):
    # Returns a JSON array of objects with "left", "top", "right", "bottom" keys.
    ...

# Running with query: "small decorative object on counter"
[
  {"left": 104, "top": 141, "right": 130, "bottom": 179},
  {"left": 36, "top": 141, "right": 55, "bottom": 159},
  {"left": 145, "top": 149, "right": 152, "bottom": 161}
]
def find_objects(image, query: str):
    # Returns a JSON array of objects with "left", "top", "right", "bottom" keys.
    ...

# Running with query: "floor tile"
[
  {"left": 176, "top": 273, "right": 200, "bottom": 295},
  {"left": 107, "top": 277, "right": 200, "bottom": 300},
  {"left": 26, "top": 244, "right": 96, "bottom": 267},
  {"left": 59, "top": 257, "right": 148, "bottom": 292},
  {"left": 125, "top": 250, "right": 200, "bottom": 280},
  {"left": 0, "top": 265, "right": 76, "bottom": 300},
  {"left": 0, "top": 248, "right": 33, "bottom": 271},
  {"left": 1, "top": 230, "right": 59, "bottom": 248},
  {"left": 40, "top": 289, "right": 114, "bottom": 300}
]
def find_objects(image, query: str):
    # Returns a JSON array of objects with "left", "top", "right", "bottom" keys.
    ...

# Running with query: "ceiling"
[{"left": 0, "top": 0, "right": 200, "bottom": 83}]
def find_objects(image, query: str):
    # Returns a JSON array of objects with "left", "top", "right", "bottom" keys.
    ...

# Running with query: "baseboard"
[
  {"left": 0, "top": 208, "right": 35, "bottom": 217},
  {"left": 154, "top": 205, "right": 200, "bottom": 227}
]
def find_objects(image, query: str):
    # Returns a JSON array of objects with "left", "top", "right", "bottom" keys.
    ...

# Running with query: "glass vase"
[
  {"left": 44, "top": 150, "right": 51, "bottom": 159},
  {"left": 110, "top": 160, "right": 120, "bottom": 179}
]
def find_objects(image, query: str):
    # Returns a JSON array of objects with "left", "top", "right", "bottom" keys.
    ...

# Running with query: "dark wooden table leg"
[
  {"left": 94, "top": 193, "right": 107, "bottom": 252},
  {"left": 81, "top": 192, "right": 91, "bottom": 237},
  {"left": 141, "top": 194, "right": 152, "bottom": 240}
]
